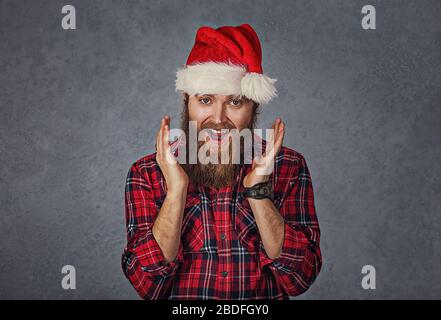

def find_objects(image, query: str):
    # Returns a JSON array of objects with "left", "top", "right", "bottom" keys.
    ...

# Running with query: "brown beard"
[
  {"left": 181, "top": 136, "right": 243, "bottom": 189},
  {"left": 179, "top": 95, "right": 259, "bottom": 189}
]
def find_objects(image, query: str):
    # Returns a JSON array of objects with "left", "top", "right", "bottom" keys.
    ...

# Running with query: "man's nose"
[{"left": 211, "top": 102, "right": 228, "bottom": 125}]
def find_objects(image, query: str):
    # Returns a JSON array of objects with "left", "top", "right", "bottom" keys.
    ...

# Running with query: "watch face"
[
  {"left": 258, "top": 185, "right": 271, "bottom": 198},
  {"left": 244, "top": 182, "right": 273, "bottom": 199}
]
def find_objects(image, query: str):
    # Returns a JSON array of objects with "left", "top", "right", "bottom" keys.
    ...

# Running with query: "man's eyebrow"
[{"left": 195, "top": 94, "right": 242, "bottom": 99}]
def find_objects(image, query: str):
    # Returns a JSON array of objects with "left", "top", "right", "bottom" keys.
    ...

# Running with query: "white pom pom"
[{"left": 241, "top": 72, "right": 277, "bottom": 105}]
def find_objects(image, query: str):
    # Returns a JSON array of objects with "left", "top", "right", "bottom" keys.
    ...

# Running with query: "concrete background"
[{"left": 0, "top": 0, "right": 440, "bottom": 299}]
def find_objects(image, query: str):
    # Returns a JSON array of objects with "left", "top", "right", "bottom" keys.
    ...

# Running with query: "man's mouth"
[{"left": 206, "top": 129, "right": 230, "bottom": 144}]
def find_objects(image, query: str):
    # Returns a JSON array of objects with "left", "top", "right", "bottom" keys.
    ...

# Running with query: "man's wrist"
[
  {"left": 243, "top": 174, "right": 270, "bottom": 188},
  {"left": 243, "top": 180, "right": 274, "bottom": 201},
  {"left": 166, "top": 186, "right": 188, "bottom": 200}
]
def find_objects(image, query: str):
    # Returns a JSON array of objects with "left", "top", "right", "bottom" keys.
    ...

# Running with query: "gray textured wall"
[{"left": 0, "top": 0, "right": 440, "bottom": 299}]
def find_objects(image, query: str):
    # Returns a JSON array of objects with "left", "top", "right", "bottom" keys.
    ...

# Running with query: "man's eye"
[
  {"left": 230, "top": 99, "right": 242, "bottom": 106},
  {"left": 200, "top": 98, "right": 211, "bottom": 104}
]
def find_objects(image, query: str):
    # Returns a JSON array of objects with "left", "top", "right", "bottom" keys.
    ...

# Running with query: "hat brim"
[{"left": 175, "top": 61, "right": 277, "bottom": 105}]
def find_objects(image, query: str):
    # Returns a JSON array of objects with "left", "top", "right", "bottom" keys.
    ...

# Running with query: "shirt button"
[
  {"left": 222, "top": 271, "right": 228, "bottom": 277},
  {"left": 220, "top": 233, "right": 226, "bottom": 240}
]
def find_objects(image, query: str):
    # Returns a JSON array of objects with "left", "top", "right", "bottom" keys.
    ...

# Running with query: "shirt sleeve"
[
  {"left": 258, "top": 154, "right": 322, "bottom": 297},
  {"left": 121, "top": 162, "right": 184, "bottom": 299}
]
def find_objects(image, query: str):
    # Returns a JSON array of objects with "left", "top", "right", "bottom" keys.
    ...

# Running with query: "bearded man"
[{"left": 121, "top": 24, "right": 322, "bottom": 300}]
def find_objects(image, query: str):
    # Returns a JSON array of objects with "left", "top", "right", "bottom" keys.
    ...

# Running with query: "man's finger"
[
  {"left": 274, "top": 121, "right": 285, "bottom": 154},
  {"left": 264, "top": 118, "right": 279, "bottom": 157},
  {"left": 270, "top": 119, "right": 276, "bottom": 130},
  {"left": 162, "top": 115, "right": 170, "bottom": 148},
  {"left": 273, "top": 118, "right": 281, "bottom": 139},
  {"left": 164, "top": 115, "right": 170, "bottom": 127},
  {"left": 164, "top": 124, "right": 178, "bottom": 165},
  {"left": 157, "top": 117, "right": 165, "bottom": 157}
]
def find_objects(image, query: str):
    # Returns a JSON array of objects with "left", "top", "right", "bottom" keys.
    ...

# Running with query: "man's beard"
[
  {"left": 181, "top": 137, "right": 243, "bottom": 189},
  {"left": 180, "top": 110, "right": 251, "bottom": 190}
]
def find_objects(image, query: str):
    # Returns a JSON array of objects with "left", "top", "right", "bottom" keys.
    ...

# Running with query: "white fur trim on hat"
[
  {"left": 241, "top": 72, "right": 277, "bottom": 105},
  {"left": 175, "top": 61, "right": 277, "bottom": 105}
]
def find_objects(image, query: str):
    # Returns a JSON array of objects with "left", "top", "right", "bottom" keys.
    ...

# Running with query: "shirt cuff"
[
  {"left": 132, "top": 228, "right": 184, "bottom": 277},
  {"left": 258, "top": 221, "right": 311, "bottom": 272}
]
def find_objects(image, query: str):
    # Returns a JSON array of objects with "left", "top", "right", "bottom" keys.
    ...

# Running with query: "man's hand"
[
  {"left": 151, "top": 116, "right": 189, "bottom": 264},
  {"left": 156, "top": 115, "right": 189, "bottom": 194},
  {"left": 243, "top": 118, "right": 285, "bottom": 188}
]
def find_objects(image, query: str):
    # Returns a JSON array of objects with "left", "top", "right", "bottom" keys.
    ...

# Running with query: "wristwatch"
[{"left": 243, "top": 180, "right": 274, "bottom": 201}]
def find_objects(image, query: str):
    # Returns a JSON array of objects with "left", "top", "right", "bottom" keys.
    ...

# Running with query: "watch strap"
[{"left": 243, "top": 180, "right": 274, "bottom": 200}]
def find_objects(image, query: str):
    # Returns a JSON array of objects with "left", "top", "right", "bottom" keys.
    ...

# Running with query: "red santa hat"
[{"left": 175, "top": 24, "right": 277, "bottom": 105}]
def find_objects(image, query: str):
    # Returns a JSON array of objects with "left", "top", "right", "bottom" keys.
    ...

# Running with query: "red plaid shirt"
[{"left": 121, "top": 137, "right": 322, "bottom": 299}]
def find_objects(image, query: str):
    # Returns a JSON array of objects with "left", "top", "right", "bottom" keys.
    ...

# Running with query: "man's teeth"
[{"left": 207, "top": 129, "right": 227, "bottom": 141}]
